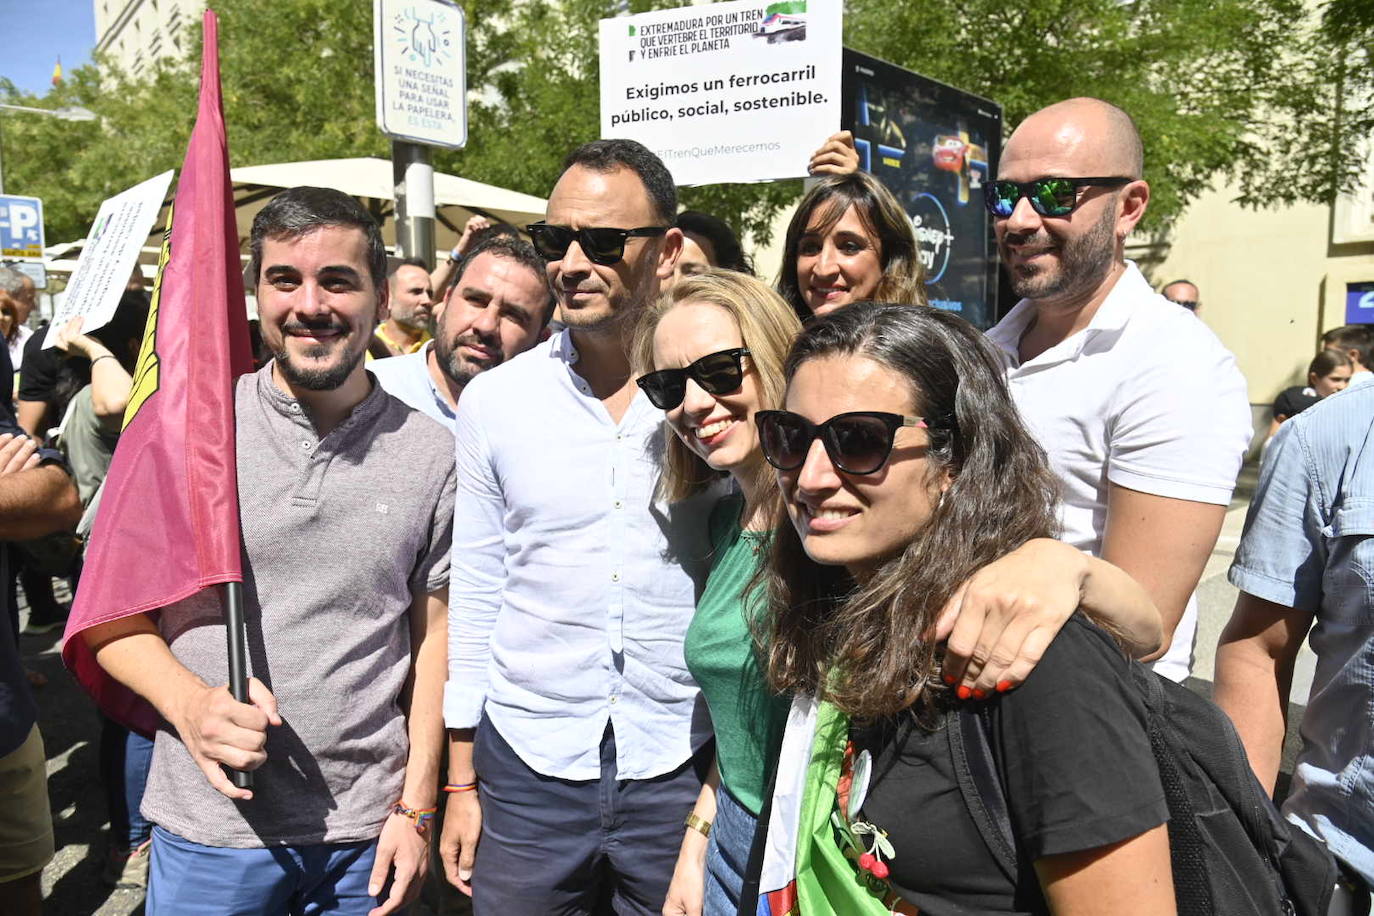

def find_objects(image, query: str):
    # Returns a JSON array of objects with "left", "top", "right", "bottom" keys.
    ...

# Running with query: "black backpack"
[{"left": 950, "top": 662, "right": 1338, "bottom": 916}]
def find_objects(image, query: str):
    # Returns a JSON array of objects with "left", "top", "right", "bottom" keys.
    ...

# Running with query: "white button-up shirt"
[
  {"left": 368, "top": 342, "right": 457, "bottom": 433},
  {"left": 986, "top": 262, "right": 1252, "bottom": 681},
  {"left": 445, "top": 331, "right": 719, "bottom": 780}
]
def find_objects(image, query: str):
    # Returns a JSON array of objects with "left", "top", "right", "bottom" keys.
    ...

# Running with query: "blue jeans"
[
  {"left": 99, "top": 717, "right": 153, "bottom": 848},
  {"left": 703, "top": 785, "right": 757, "bottom": 916},
  {"left": 147, "top": 825, "right": 383, "bottom": 915}
]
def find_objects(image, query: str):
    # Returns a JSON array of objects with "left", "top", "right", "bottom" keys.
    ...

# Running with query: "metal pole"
[
  {"left": 222, "top": 580, "right": 253, "bottom": 790},
  {"left": 392, "top": 140, "right": 435, "bottom": 267}
]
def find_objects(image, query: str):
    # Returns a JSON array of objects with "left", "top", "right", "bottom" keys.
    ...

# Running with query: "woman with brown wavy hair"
[
  {"left": 757, "top": 302, "right": 1174, "bottom": 914},
  {"left": 776, "top": 172, "right": 925, "bottom": 321}
]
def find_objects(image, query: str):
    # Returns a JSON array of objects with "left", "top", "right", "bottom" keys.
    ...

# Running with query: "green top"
[{"left": 685, "top": 494, "right": 790, "bottom": 815}]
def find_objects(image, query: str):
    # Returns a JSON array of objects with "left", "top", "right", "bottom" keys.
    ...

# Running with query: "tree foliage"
[
  {"left": 1232, "top": 0, "right": 1374, "bottom": 208},
  {"left": 0, "top": 0, "right": 1360, "bottom": 247}
]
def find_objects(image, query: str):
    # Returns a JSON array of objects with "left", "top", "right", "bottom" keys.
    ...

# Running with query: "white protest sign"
[
  {"left": 44, "top": 170, "right": 173, "bottom": 349},
  {"left": 374, "top": 0, "right": 467, "bottom": 149},
  {"left": 599, "top": 0, "right": 841, "bottom": 186}
]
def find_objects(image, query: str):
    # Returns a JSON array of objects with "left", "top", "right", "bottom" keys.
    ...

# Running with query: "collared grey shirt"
[
  {"left": 1229, "top": 383, "right": 1374, "bottom": 885},
  {"left": 369, "top": 342, "right": 456, "bottom": 433},
  {"left": 140, "top": 363, "right": 456, "bottom": 848}
]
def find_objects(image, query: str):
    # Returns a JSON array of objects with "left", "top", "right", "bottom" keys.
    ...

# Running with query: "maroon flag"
[{"left": 63, "top": 10, "right": 252, "bottom": 734}]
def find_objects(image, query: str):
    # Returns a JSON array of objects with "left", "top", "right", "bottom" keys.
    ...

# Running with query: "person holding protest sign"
[
  {"left": 631, "top": 274, "right": 1164, "bottom": 915},
  {"left": 776, "top": 170, "right": 924, "bottom": 320}
]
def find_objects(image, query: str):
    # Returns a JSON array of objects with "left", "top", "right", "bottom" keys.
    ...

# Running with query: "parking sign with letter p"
[{"left": 0, "top": 195, "right": 45, "bottom": 260}]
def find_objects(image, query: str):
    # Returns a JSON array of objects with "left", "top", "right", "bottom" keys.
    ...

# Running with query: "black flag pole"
[{"left": 222, "top": 580, "right": 253, "bottom": 790}]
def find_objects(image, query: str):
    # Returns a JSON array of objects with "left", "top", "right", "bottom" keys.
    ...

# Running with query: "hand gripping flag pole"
[{"left": 63, "top": 9, "right": 257, "bottom": 789}]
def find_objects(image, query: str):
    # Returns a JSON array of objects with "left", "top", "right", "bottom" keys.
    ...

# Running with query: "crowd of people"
[{"left": 0, "top": 92, "right": 1368, "bottom": 916}]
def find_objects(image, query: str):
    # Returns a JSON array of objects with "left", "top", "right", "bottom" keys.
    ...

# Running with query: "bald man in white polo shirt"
[{"left": 984, "top": 98, "right": 1252, "bottom": 681}]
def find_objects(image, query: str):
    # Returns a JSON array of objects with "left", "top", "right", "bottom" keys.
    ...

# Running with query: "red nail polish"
[
  {"left": 942, "top": 673, "right": 957, "bottom": 686},
  {"left": 996, "top": 680, "right": 1013, "bottom": 693},
  {"left": 957, "top": 685, "right": 971, "bottom": 700},
  {"left": 972, "top": 688, "right": 988, "bottom": 701}
]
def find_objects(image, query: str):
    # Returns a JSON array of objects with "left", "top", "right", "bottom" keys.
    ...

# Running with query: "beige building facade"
[
  {"left": 93, "top": 0, "right": 206, "bottom": 77},
  {"left": 1128, "top": 172, "right": 1374, "bottom": 451}
]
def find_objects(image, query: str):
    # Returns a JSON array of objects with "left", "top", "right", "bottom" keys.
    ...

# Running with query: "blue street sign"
[
  {"left": 1347, "top": 282, "right": 1374, "bottom": 325},
  {"left": 0, "top": 195, "right": 44, "bottom": 260}
]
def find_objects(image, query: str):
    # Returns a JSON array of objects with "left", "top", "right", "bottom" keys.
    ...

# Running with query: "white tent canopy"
[
  {"left": 229, "top": 157, "right": 549, "bottom": 244},
  {"left": 44, "top": 157, "right": 549, "bottom": 281}
]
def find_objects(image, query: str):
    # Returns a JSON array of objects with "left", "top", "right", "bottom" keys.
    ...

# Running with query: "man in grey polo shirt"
[
  {"left": 370, "top": 235, "right": 554, "bottom": 431},
  {"left": 84, "top": 187, "right": 455, "bottom": 916}
]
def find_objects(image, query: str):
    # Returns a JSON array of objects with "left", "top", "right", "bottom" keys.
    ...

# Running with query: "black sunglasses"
[
  {"left": 984, "top": 177, "right": 1133, "bottom": 218},
  {"left": 526, "top": 222, "right": 668, "bottom": 265},
  {"left": 637, "top": 348, "right": 750, "bottom": 411},
  {"left": 756, "top": 410, "right": 928, "bottom": 476}
]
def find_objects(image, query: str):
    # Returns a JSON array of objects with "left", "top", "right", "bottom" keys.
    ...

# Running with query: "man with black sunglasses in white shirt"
[
  {"left": 439, "top": 139, "right": 723, "bottom": 915},
  {"left": 984, "top": 97, "right": 1251, "bottom": 684}
]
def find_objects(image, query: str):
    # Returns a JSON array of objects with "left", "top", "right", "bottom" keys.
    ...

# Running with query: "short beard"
[
  {"left": 558, "top": 244, "right": 662, "bottom": 333},
  {"left": 273, "top": 340, "right": 365, "bottom": 391},
  {"left": 1004, "top": 202, "right": 1117, "bottom": 302},
  {"left": 391, "top": 308, "right": 430, "bottom": 335},
  {"left": 435, "top": 332, "right": 502, "bottom": 389}
]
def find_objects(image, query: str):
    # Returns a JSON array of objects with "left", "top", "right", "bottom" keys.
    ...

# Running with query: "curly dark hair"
[{"left": 759, "top": 302, "right": 1061, "bottom": 720}]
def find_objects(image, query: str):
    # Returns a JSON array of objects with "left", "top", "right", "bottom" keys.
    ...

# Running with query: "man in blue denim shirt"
[{"left": 1216, "top": 382, "right": 1374, "bottom": 913}]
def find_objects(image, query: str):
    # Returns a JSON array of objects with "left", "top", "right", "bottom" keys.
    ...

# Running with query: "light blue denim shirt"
[
  {"left": 368, "top": 342, "right": 456, "bottom": 433},
  {"left": 1229, "top": 383, "right": 1374, "bottom": 883}
]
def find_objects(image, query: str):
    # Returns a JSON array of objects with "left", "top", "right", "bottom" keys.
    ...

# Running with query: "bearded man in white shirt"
[{"left": 984, "top": 98, "right": 1252, "bottom": 682}]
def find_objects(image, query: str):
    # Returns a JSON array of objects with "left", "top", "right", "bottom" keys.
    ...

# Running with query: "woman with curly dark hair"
[{"left": 757, "top": 302, "right": 1174, "bottom": 914}]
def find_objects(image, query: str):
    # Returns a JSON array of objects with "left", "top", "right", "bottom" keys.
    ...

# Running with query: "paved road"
[{"left": 18, "top": 459, "right": 1311, "bottom": 914}]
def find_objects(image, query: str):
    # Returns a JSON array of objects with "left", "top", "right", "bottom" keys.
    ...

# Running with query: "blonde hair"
[{"left": 632, "top": 270, "right": 803, "bottom": 503}]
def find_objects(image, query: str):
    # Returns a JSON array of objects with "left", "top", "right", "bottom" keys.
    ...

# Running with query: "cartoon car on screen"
[
  {"left": 932, "top": 132, "right": 989, "bottom": 204},
  {"left": 933, "top": 135, "right": 967, "bottom": 172}
]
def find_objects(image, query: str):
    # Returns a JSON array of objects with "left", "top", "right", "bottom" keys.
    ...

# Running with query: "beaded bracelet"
[
  {"left": 391, "top": 800, "right": 437, "bottom": 834},
  {"left": 443, "top": 781, "right": 478, "bottom": 794}
]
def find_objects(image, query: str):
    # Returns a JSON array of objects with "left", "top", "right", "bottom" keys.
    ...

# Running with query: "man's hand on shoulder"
[{"left": 170, "top": 676, "right": 281, "bottom": 801}]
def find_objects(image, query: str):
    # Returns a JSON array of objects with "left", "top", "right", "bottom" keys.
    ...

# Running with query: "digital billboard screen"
[{"left": 841, "top": 49, "right": 1002, "bottom": 329}]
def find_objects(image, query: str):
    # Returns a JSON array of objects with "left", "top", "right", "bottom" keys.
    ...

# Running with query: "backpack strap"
[
  {"left": 949, "top": 706, "right": 1018, "bottom": 881},
  {"left": 1132, "top": 664, "right": 1214, "bottom": 916}
]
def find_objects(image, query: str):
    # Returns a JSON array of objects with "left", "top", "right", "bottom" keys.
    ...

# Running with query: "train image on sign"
[{"left": 754, "top": 12, "right": 806, "bottom": 42}]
